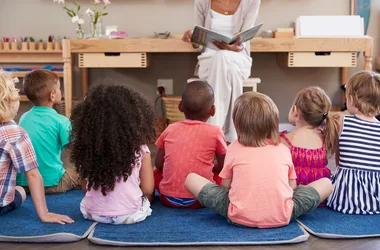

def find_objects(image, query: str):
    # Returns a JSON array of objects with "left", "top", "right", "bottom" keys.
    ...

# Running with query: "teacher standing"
[{"left": 183, "top": 0, "right": 261, "bottom": 142}]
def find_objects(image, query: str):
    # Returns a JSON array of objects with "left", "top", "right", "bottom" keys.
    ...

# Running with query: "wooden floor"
[{"left": 0, "top": 236, "right": 380, "bottom": 250}]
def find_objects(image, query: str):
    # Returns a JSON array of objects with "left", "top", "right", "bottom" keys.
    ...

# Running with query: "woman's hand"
[
  {"left": 212, "top": 37, "right": 243, "bottom": 52},
  {"left": 182, "top": 30, "right": 199, "bottom": 48}
]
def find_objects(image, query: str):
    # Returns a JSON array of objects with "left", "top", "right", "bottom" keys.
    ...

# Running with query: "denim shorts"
[{"left": 0, "top": 190, "right": 23, "bottom": 215}]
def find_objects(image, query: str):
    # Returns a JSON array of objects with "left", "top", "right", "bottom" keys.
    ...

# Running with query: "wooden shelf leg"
[
  {"left": 81, "top": 68, "right": 88, "bottom": 96},
  {"left": 63, "top": 39, "right": 72, "bottom": 118},
  {"left": 340, "top": 67, "right": 348, "bottom": 109},
  {"left": 364, "top": 51, "right": 373, "bottom": 71}
]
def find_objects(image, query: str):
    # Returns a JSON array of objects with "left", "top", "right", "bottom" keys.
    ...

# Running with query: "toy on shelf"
[
  {"left": 55, "top": 36, "right": 62, "bottom": 51},
  {"left": 21, "top": 37, "right": 28, "bottom": 51},
  {"left": 47, "top": 35, "right": 54, "bottom": 51},
  {"left": 29, "top": 37, "right": 36, "bottom": 51},
  {"left": 37, "top": 39, "right": 44, "bottom": 50},
  {"left": 11, "top": 37, "right": 18, "bottom": 51},
  {"left": 2, "top": 37, "right": 10, "bottom": 51},
  {"left": 0, "top": 35, "right": 62, "bottom": 52}
]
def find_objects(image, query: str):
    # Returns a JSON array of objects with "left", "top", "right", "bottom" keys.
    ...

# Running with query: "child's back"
[
  {"left": 222, "top": 140, "right": 295, "bottom": 227},
  {"left": 15, "top": 70, "right": 76, "bottom": 192},
  {"left": 17, "top": 107, "right": 70, "bottom": 186},
  {"left": 281, "top": 87, "right": 333, "bottom": 187},
  {"left": 327, "top": 115, "right": 380, "bottom": 214},
  {"left": 155, "top": 81, "right": 227, "bottom": 207},
  {"left": 156, "top": 120, "right": 226, "bottom": 198},
  {"left": 71, "top": 84, "right": 156, "bottom": 224},
  {"left": 327, "top": 71, "right": 380, "bottom": 214},
  {"left": 83, "top": 145, "right": 150, "bottom": 217}
]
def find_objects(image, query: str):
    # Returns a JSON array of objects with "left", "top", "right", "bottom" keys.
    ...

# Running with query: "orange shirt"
[
  {"left": 219, "top": 141, "right": 297, "bottom": 228},
  {"left": 156, "top": 120, "right": 227, "bottom": 198}
]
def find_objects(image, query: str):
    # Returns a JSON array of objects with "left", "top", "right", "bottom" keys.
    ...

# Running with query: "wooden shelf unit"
[
  {"left": 62, "top": 37, "right": 373, "bottom": 118},
  {"left": 10, "top": 71, "right": 64, "bottom": 78},
  {"left": 0, "top": 47, "right": 65, "bottom": 111}
]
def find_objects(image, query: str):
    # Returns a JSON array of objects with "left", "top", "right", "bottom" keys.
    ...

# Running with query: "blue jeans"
[{"left": 0, "top": 190, "right": 23, "bottom": 215}]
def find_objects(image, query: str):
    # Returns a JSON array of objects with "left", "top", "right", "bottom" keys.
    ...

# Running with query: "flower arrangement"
[
  {"left": 53, "top": 0, "right": 85, "bottom": 38},
  {"left": 86, "top": 0, "right": 111, "bottom": 38}
]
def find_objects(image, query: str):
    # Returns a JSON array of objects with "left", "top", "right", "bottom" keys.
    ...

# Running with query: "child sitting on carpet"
[
  {"left": 16, "top": 70, "right": 80, "bottom": 194},
  {"left": 326, "top": 70, "right": 380, "bottom": 214},
  {"left": 71, "top": 84, "right": 155, "bottom": 224},
  {"left": 280, "top": 87, "right": 334, "bottom": 205},
  {"left": 185, "top": 92, "right": 333, "bottom": 228},
  {"left": 0, "top": 71, "right": 73, "bottom": 224},
  {"left": 154, "top": 81, "right": 227, "bottom": 208}
]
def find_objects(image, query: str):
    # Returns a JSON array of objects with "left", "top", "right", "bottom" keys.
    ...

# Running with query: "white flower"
[
  {"left": 77, "top": 18, "right": 84, "bottom": 25},
  {"left": 85, "top": 8, "right": 94, "bottom": 16},
  {"left": 71, "top": 16, "right": 79, "bottom": 23},
  {"left": 53, "top": 0, "right": 65, "bottom": 4},
  {"left": 103, "top": 0, "right": 111, "bottom": 5},
  {"left": 93, "top": 0, "right": 100, "bottom": 4}
]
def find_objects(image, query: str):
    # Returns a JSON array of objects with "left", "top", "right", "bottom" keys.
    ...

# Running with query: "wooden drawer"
[
  {"left": 79, "top": 53, "right": 148, "bottom": 68},
  {"left": 286, "top": 52, "right": 357, "bottom": 67}
]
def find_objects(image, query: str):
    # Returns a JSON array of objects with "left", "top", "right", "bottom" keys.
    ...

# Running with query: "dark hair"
[
  {"left": 23, "top": 70, "right": 59, "bottom": 105},
  {"left": 181, "top": 80, "right": 214, "bottom": 120},
  {"left": 70, "top": 84, "right": 156, "bottom": 195}
]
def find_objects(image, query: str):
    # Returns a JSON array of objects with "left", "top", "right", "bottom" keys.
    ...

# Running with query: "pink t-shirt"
[
  {"left": 220, "top": 141, "right": 297, "bottom": 228},
  {"left": 83, "top": 145, "right": 150, "bottom": 216},
  {"left": 156, "top": 120, "right": 227, "bottom": 198}
]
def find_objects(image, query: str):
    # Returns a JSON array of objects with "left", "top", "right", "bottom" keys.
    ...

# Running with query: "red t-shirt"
[{"left": 156, "top": 120, "right": 227, "bottom": 198}]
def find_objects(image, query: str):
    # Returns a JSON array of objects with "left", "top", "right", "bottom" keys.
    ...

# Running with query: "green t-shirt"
[{"left": 16, "top": 106, "right": 71, "bottom": 187}]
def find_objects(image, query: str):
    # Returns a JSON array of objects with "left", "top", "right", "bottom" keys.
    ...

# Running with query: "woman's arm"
[{"left": 241, "top": 0, "right": 261, "bottom": 32}]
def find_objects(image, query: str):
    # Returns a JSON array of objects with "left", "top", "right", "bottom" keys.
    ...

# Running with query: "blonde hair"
[
  {"left": 0, "top": 71, "right": 20, "bottom": 122},
  {"left": 233, "top": 92, "right": 280, "bottom": 147},
  {"left": 292, "top": 87, "right": 339, "bottom": 155},
  {"left": 346, "top": 70, "right": 380, "bottom": 116}
]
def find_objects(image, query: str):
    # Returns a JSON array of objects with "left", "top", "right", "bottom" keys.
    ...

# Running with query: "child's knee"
[
  {"left": 15, "top": 186, "right": 27, "bottom": 203},
  {"left": 185, "top": 173, "right": 198, "bottom": 188}
]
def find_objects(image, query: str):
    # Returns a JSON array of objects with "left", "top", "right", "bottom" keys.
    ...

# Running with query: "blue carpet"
[
  {"left": 0, "top": 190, "right": 96, "bottom": 243},
  {"left": 297, "top": 207, "right": 380, "bottom": 238},
  {"left": 89, "top": 200, "right": 309, "bottom": 246}
]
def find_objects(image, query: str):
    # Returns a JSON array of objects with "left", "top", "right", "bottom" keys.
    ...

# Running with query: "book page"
[
  {"left": 230, "top": 23, "right": 264, "bottom": 44},
  {"left": 191, "top": 25, "right": 232, "bottom": 47}
]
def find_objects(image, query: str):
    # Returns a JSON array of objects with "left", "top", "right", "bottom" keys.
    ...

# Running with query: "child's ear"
[
  {"left": 178, "top": 100, "right": 184, "bottom": 113},
  {"left": 210, "top": 105, "right": 216, "bottom": 117},
  {"left": 49, "top": 90, "right": 55, "bottom": 102}
]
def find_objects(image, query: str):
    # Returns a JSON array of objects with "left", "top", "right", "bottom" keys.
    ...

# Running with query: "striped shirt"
[
  {"left": 0, "top": 121, "right": 38, "bottom": 207},
  {"left": 327, "top": 115, "right": 380, "bottom": 214}
]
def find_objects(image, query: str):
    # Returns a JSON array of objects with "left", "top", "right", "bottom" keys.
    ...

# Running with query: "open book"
[{"left": 191, "top": 22, "right": 264, "bottom": 47}]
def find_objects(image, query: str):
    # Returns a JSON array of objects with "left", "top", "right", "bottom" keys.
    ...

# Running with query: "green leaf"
[{"left": 102, "top": 13, "right": 108, "bottom": 16}]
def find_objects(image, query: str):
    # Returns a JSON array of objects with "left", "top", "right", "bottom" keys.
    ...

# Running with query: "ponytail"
[{"left": 322, "top": 114, "right": 341, "bottom": 156}]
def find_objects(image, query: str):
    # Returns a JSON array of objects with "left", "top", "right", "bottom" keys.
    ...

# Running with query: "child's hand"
[{"left": 40, "top": 212, "right": 74, "bottom": 225}]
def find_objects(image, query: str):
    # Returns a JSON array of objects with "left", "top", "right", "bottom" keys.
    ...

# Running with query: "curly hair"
[{"left": 70, "top": 84, "right": 156, "bottom": 195}]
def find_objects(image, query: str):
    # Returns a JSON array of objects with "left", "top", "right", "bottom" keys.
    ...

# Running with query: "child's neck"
[
  {"left": 186, "top": 117, "right": 209, "bottom": 123},
  {"left": 37, "top": 102, "right": 54, "bottom": 109},
  {"left": 353, "top": 112, "right": 378, "bottom": 122},
  {"left": 294, "top": 120, "right": 314, "bottom": 130}
]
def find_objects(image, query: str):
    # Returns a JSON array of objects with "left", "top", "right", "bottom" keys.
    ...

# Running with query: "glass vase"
[
  {"left": 90, "top": 19, "right": 102, "bottom": 38},
  {"left": 76, "top": 25, "right": 84, "bottom": 39}
]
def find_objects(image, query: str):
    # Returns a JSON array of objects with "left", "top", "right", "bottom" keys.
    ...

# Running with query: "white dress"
[{"left": 197, "top": 10, "right": 252, "bottom": 142}]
